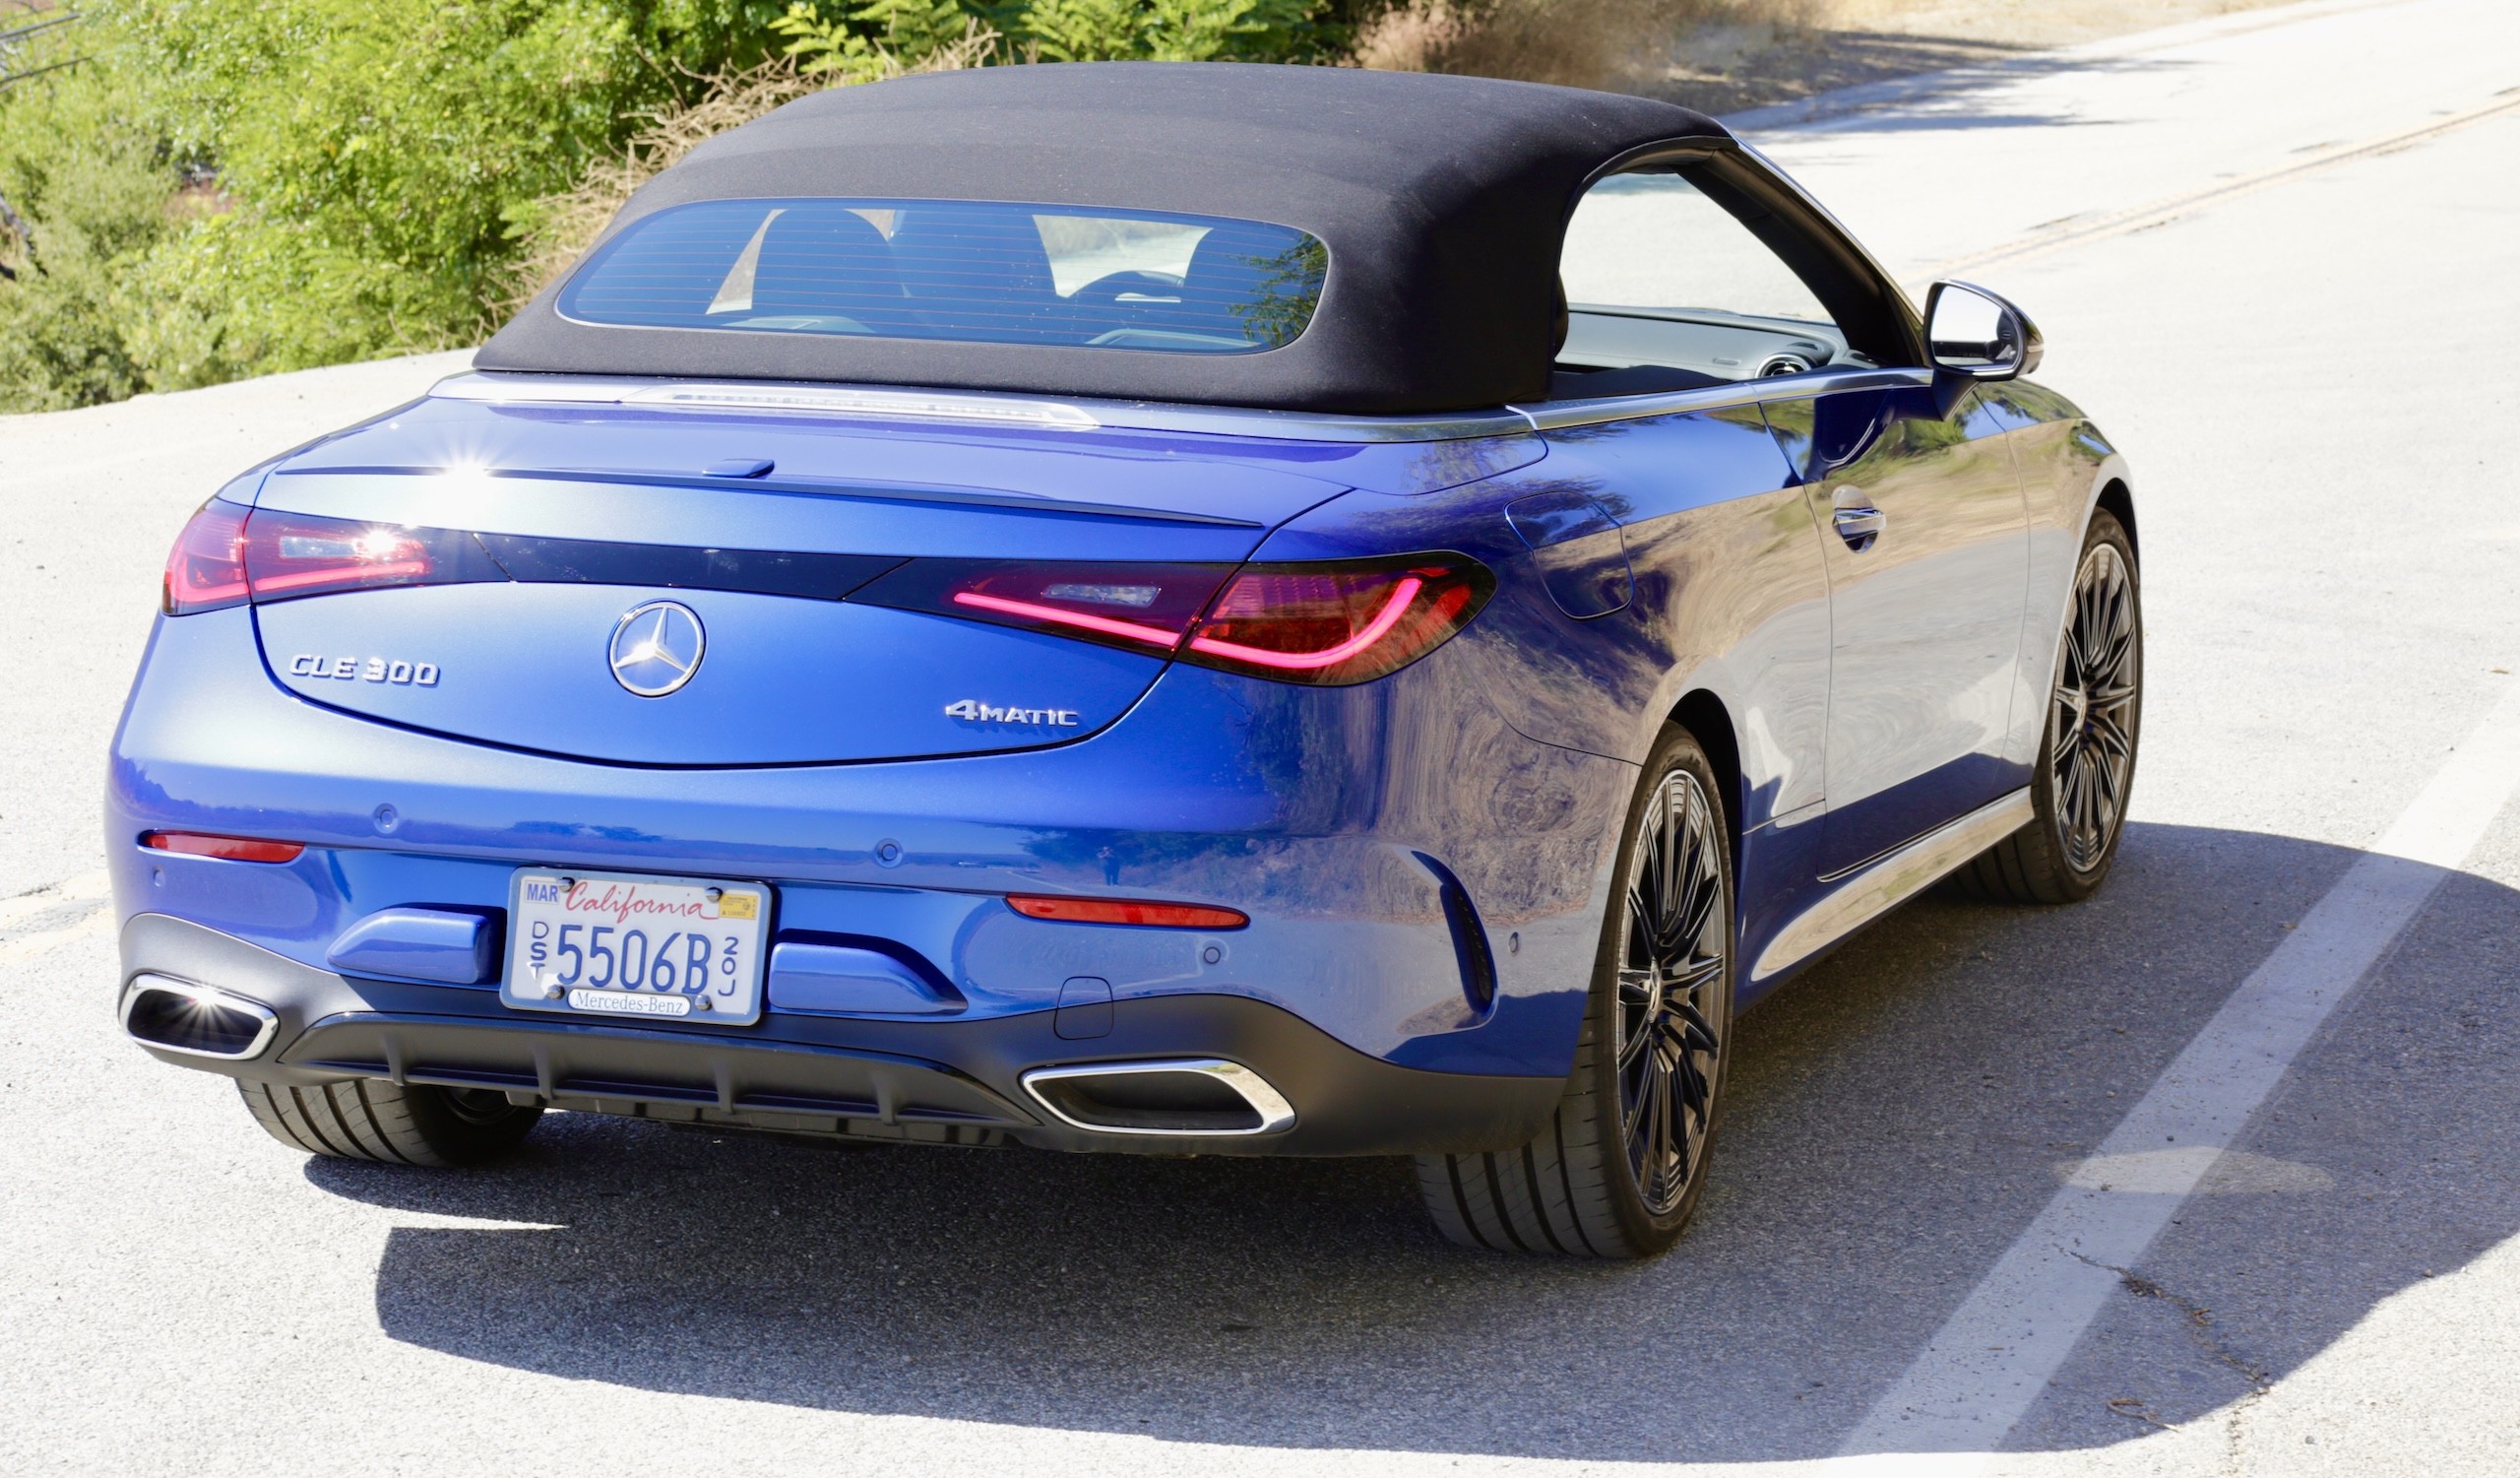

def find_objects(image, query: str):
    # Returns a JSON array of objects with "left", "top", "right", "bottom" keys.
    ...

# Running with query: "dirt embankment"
[{"left": 1356, "top": 0, "right": 2313, "bottom": 113}]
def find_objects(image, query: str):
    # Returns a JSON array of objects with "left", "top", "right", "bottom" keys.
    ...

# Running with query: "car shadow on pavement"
[{"left": 310, "top": 821, "right": 2520, "bottom": 1462}]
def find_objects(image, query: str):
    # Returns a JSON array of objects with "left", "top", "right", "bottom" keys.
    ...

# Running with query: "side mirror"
[{"left": 1924, "top": 280, "right": 2043, "bottom": 380}]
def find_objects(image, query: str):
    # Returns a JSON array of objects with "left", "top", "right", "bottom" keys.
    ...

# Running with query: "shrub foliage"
[{"left": 0, "top": 0, "right": 1330, "bottom": 412}]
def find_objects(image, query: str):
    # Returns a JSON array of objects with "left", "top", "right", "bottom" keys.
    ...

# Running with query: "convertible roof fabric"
[{"left": 477, "top": 63, "right": 1731, "bottom": 415}]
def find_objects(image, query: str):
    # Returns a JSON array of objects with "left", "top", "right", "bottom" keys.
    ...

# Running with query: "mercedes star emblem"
[{"left": 608, "top": 601, "right": 705, "bottom": 698}]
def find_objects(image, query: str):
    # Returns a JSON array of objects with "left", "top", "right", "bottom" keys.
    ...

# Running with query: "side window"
[{"left": 1555, "top": 167, "right": 1856, "bottom": 398}]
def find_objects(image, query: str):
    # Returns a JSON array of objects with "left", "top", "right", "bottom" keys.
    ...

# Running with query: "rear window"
[{"left": 557, "top": 198, "right": 1328, "bottom": 354}]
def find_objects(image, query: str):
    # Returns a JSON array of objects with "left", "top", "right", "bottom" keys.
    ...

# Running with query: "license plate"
[{"left": 502, "top": 868, "right": 771, "bottom": 1026}]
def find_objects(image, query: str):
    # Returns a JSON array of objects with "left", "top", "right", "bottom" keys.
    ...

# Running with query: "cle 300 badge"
[{"left": 289, "top": 654, "right": 439, "bottom": 685}]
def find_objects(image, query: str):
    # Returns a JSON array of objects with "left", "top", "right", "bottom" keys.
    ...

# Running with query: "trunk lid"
[{"left": 245, "top": 394, "right": 1354, "bottom": 766}]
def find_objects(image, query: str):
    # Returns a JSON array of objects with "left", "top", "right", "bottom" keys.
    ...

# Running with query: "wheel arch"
[
  {"left": 1668, "top": 688, "right": 1745, "bottom": 882},
  {"left": 2094, "top": 477, "right": 2137, "bottom": 561}
]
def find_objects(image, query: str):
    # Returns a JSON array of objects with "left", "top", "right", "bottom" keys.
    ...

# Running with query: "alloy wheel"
[
  {"left": 1614, "top": 767, "right": 1729, "bottom": 1217},
  {"left": 2051, "top": 541, "right": 2140, "bottom": 872}
]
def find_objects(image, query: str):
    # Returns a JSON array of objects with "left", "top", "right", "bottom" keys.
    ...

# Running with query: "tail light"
[
  {"left": 141, "top": 831, "right": 305, "bottom": 863},
  {"left": 849, "top": 560, "right": 1231, "bottom": 655},
  {"left": 162, "top": 500, "right": 252, "bottom": 613},
  {"left": 161, "top": 501, "right": 496, "bottom": 615},
  {"left": 852, "top": 553, "right": 1489, "bottom": 686},
  {"left": 1184, "top": 558, "right": 1489, "bottom": 685}
]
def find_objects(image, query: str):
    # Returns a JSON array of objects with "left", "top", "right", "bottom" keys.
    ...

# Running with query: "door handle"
[{"left": 1833, "top": 503, "right": 1886, "bottom": 551}]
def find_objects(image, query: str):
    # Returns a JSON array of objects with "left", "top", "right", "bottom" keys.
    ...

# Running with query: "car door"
[{"left": 1759, "top": 381, "right": 2031, "bottom": 876}]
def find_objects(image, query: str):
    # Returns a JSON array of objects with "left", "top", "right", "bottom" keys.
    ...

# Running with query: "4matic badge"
[{"left": 944, "top": 700, "right": 1081, "bottom": 727}]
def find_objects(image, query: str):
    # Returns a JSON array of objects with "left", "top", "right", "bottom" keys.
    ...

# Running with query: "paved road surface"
[{"left": 3, "top": 0, "right": 2515, "bottom": 1471}]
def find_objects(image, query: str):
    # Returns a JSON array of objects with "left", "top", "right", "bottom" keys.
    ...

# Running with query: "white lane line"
[
  {"left": 1914, "top": 86, "right": 2520, "bottom": 287},
  {"left": 0, "top": 905, "right": 112, "bottom": 968},
  {"left": 1841, "top": 677, "right": 2520, "bottom": 1469},
  {"left": 0, "top": 868, "right": 111, "bottom": 930}
]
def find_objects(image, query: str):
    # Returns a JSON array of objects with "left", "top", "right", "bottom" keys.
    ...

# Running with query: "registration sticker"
[{"left": 502, "top": 868, "right": 771, "bottom": 1026}]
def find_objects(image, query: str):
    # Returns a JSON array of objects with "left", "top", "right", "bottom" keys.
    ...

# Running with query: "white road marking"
[
  {"left": 0, "top": 904, "right": 112, "bottom": 968},
  {"left": 0, "top": 868, "right": 111, "bottom": 930},
  {"left": 1917, "top": 87, "right": 2520, "bottom": 286},
  {"left": 1840, "top": 677, "right": 2520, "bottom": 1469}
]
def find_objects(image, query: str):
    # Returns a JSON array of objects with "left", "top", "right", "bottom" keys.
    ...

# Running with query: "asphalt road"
[{"left": 4, "top": 1, "right": 2517, "bottom": 1472}]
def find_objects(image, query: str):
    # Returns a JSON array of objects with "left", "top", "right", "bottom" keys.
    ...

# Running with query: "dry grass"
[
  {"left": 1353, "top": 0, "right": 1823, "bottom": 92},
  {"left": 501, "top": 25, "right": 998, "bottom": 311},
  {"left": 1353, "top": 0, "right": 2307, "bottom": 100}
]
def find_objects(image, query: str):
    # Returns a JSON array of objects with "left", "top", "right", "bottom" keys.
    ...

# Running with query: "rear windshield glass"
[{"left": 556, "top": 198, "right": 1328, "bottom": 354}]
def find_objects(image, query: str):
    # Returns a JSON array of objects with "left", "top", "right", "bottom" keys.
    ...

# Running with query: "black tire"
[
  {"left": 1956, "top": 507, "right": 2142, "bottom": 905},
  {"left": 238, "top": 1078, "right": 542, "bottom": 1167},
  {"left": 1416, "top": 725, "right": 1734, "bottom": 1258}
]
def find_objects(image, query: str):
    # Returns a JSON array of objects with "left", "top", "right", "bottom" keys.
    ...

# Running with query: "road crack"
[{"left": 2065, "top": 1247, "right": 2274, "bottom": 1446}]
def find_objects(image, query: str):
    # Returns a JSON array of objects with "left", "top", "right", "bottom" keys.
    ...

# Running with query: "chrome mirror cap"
[{"left": 1924, "top": 279, "right": 2044, "bottom": 380}]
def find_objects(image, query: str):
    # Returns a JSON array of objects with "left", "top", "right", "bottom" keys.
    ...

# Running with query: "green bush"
[
  {"left": 0, "top": 0, "right": 1336, "bottom": 413},
  {"left": 774, "top": 0, "right": 1317, "bottom": 67},
  {"left": 0, "top": 66, "right": 176, "bottom": 410}
]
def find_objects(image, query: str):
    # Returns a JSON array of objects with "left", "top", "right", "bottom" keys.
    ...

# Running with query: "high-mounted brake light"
[
  {"left": 1006, "top": 895, "right": 1250, "bottom": 930},
  {"left": 141, "top": 831, "right": 305, "bottom": 864},
  {"left": 159, "top": 502, "right": 497, "bottom": 615}
]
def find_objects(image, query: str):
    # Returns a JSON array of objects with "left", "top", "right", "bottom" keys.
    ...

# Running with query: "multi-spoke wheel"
[
  {"left": 1417, "top": 725, "right": 1734, "bottom": 1257},
  {"left": 1614, "top": 766, "right": 1729, "bottom": 1217},
  {"left": 1957, "top": 506, "right": 2143, "bottom": 904}
]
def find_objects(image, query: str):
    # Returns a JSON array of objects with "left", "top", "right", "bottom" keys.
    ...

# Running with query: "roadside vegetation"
[{"left": 0, "top": 0, "right": 2295, "bottom": 412}]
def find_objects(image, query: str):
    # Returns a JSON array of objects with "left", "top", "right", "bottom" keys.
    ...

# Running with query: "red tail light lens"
[
  {"left": 1182, "top": 556, "right": 1491, "bottom": 685},
  {"left": 849, "top": 560, "right": 1233, "bottom": 654},
  {"left": 141, "top": 831, "right": 305, "bottom": 864},
  {"left": 1006, "top": 895, "right": 1250, "bottom": 930},
  {"left": 246, "top": 515, "right": 439, "bottom": 598},
  {"left": 160, "top": 502, "right": 497, "bottom": 615},
  {"left": 854, "top": 552, "right": 1492, "bottom": 686},
  {"left": 162, "top": 500, "right": 252, "bottom": 614}
]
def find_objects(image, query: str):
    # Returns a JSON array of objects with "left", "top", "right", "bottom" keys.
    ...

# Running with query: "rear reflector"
[
  {"left": 141, "top": 831, "right": 305, "bottom": 864},
  {"left": 1006, "top": 895, "right": 1249, "bottom": 930}
]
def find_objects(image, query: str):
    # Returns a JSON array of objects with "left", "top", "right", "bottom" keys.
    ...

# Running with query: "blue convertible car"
[{"left": 112, "top": 63, "right": 2139, "bottom": 1258}]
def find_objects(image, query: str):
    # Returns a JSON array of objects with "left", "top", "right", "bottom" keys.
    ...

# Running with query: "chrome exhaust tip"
[
  {"left": 120, "top": 975, "right": 280, "bottom": 1060},
  {"left": 1020, "top": 1059, "right": 1295, "bottom": 1136}
]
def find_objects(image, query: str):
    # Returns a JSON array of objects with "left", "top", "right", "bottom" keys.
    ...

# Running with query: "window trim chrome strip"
[
  {"left": 431, "top": 372, "right": 1535, "bottom": 444},
  {"left": 431, "top": 363, "right": 1936, "bottom": 445},
  {"left": 1514, "top": 366, "right": 1931, "bottom": 430}
]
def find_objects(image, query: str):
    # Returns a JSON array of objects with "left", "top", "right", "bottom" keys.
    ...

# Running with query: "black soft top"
[{"left": 478, "top": 62, "right": 1730, "bottom": 415}]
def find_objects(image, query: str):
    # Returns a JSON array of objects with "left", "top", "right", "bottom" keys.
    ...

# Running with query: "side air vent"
[
  {"left": 1758, "top": 353, "right": 1814, "bottom": 377},
  {"left": 1415, "top": 851, "right": 1498, "bottom": 1015},
  {"left": 1020, "top": 1060, "right": 1295, "bottom": 1136},
  {"left": 121, "top": 975, "right": 280, "bottom": 1060}
]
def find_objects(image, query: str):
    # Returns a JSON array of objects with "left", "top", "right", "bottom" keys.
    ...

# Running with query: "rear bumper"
[
  {"left": 110, "top": 608, "right": 1632, "bottom": 1079},
  {"left": 119, "top": 913, "right": 1565, "bottom": 1157}
]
